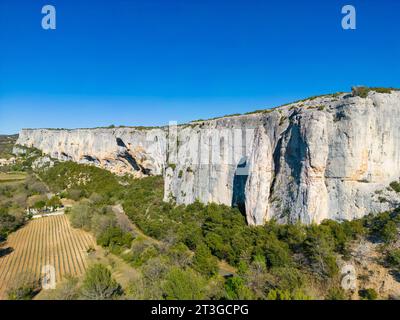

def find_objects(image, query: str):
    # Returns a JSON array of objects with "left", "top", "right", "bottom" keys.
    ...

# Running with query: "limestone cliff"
[
  {"left": 16, "top": 127, "right": 167, "bottom": 177},
  {"left": 16, "top": 91, "right": 400, "bottom": 225}
]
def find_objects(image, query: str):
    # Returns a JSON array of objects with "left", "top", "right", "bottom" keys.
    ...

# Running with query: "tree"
[
  {"left": 387, "top": 249, "right": 400, "bottom": 271},
  {"left": 303, "top": 227, "right": 338, "bottom": 278},
  {"left": 33, "top": 200, "right": 46, "bottom": 210},
  {"left": 46, "top": 196, "right": 62, "bottom": 211},
  {"left": 69, "top": 203, "right": 92, "bottom": 230},
  {"left": 264, "top": 239, "right": 292, "bottom": 268},
  {"left": 224, "top": 276, "right": 253, "bottom": 300},
  {"left": 381, "top": 221, "right": 398, "bottom": 243},
  {"left": 96, "top": 227, "right": 133, "bottom": 248},
  {"left": 91, "top": 213, "right": 116, "bottom": 238},
  {"left": 167, "top": 243, "right": 192, "bottom": 268},
  {"left": 192, "top": 242, "right": 218, "bottom": 277},
  {"left": 266, "top": 289, "right": 310, "bottom": 300},
  {"left": 0, "top": 210, "right": 22, "bottom": 242},
  {"left": 359, "top": 288, "right": 378, "bottom": 300},
  {"left": 80, "top": 264, "right": 121, "bottom": 300},
  {"left": 162, "top": 267, "right": 207, "bottom": 300},
  {"left": 0, "top": 211, "right": 14, "bottom": 241}
]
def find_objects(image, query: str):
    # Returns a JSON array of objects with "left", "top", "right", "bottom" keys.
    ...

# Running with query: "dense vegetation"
[
  {"left": 0, "top": 172, "right": 48, "bottom": 248},
  {"left": 35, "top": 162, "right": 400, "bottom": 300},
  {"left": 0, "top": 135, "right": 18, "bottom": 159}
]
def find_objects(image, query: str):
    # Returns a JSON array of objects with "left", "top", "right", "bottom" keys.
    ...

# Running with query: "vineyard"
[{"left": 0, "top": 215, "right": 95, "bottom": 299}]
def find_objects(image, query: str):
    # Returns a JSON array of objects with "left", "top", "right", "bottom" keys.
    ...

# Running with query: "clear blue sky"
[{"left": 1, "top": 0, "right": 399, "bottom": 134}]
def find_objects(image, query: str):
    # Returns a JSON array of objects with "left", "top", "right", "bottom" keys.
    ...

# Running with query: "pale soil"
[{"left": 348, "top": 239, "right": 400, "bottom": 299}]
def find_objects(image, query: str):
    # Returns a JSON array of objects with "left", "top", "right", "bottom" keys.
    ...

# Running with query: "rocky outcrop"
[
  {"left": 16, "top": 128, "right": 167, "bottom": 177},
  {"left": 164, "top": 91, "right": 400, "bottom": 225},
  {"left": 16, "top": 91, "right": 400, "bottom": 225}
]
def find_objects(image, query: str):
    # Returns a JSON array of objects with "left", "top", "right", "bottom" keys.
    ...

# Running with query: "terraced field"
[
  {"left": 0, "top": 172, "right": 27, "bottom": 182},
  {"left": 0, "top": 215, "right": 95, "bottom": 299}
]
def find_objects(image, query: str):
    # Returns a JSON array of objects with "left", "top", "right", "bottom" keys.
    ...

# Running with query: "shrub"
[
  {"left": 264, "top": 239, "right": 293, "bottom": 268},
  {"left": 0, "top": 210, "right": 23, "bottom": 242},
  {"left": 266, "top": 287, "right": 311, "bottom": 300},
  {"left": 192, "top": 242, "right": 219, "bottom": 277},
  {"left": 386, "top": 249, "right": 400, "bottom": 270},
  {"left": 167, "top": 243, "right": 192, "bottom": 268},
  {"left": 66, "top": 189, "right": 85, "bottom": 201},
  {"left": 352, "top": 86, "right": 397, "bottom": 98},
  {"left": 381, "top": 221, "right": 398, "bottom": 243},
  {"left": 91, "top": 212, "right": 116, "bottom": 237},
  {"left": 390, "top": 181, "right": 400, "bottom": 193},
  {"left": 50, "top": 276, "right": 80, "bottom": 300},
  {"left": 359, "top": 288, "right": 378, "bottom": 300},
  {"left": 69, "top": 203, "right": 92, "bottom": 230},
  {"left": 224, "top": 276, "right": 254, "bottom": 300},
  {"left": 268, "top": 267, "right": 306, "bottom": 293},
  {"left": 162, "top": 267, "right": 207, "bottom": 300},
  {"left": 303, "top": 226, "right": 338, "bottom": 278},
  {"left": 326, "top": 287, "right": 347, "bottom": 300},
  {"left": 80, "top": 264, "right": 121, "bottom": 300},
  {"left": 97, "top": 227, "right": 133, "bottom": 248},
  {"left": 7, "top": 273, "right": 41, "bottom": 300},
  {"left": 46, "top": 196, "right": 62, "bottom": 210},
  {"left": 33, "top": 200, "right": 46, "bottom": 210},
  {"left": 352, "top": 86, "right": 370, "bottom": 98},
  {"left": 130, "top": 245, "right": 159, "bottom": 266}
]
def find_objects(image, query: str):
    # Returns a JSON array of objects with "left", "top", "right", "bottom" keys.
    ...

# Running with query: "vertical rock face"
[
  {"left": 16, "top": 91, "right": 400, "bottom": 225},
  {"left": 164, "top": 91, "right": 400, "bottom": 224},
  {"left": 16, "top": 127, "right": 167, "bottom": 177}
]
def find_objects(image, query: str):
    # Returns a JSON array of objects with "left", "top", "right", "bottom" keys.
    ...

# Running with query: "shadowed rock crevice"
[
  {"left": 232, "top": 156, "right": 248, "bottom": 215},
  {"left": 116, "top": 137, "right": 151, "bottom": 175},
  {"left": 284, "top": 122, "right": 307, "bottom": 186},
  {"left": 116, "top": 137, "right": 126, "bottom": 148}
]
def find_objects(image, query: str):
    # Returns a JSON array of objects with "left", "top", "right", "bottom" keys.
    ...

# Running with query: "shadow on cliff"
[
  {"left": 284, "top": 122, "right": 307, "bottom": 186},
  {"left": 116, "top": 138, "right": 150, "bottom": 174},
  {"left": 270, "top": 113, "right": 306, "bottom": 200},
  {"left": 231, "top": 156, "right": 248, "bottom": 216}
]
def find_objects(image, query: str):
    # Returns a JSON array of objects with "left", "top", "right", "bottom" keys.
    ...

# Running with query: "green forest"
[{"left": 31, "top": 161, "right": 400, "bottom": 300}]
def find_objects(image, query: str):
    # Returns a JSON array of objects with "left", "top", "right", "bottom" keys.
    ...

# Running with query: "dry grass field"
[
  {"left": 0, "top": 172, "right": 27, "bottom": 183},
  {"left": 0, "top": 215, "right": 95, "bottom": 299}
]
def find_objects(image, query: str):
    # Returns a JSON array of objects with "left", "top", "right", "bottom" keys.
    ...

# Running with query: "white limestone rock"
[{"left": 17, "top": 91, "right": 400, "bottom": 225}]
